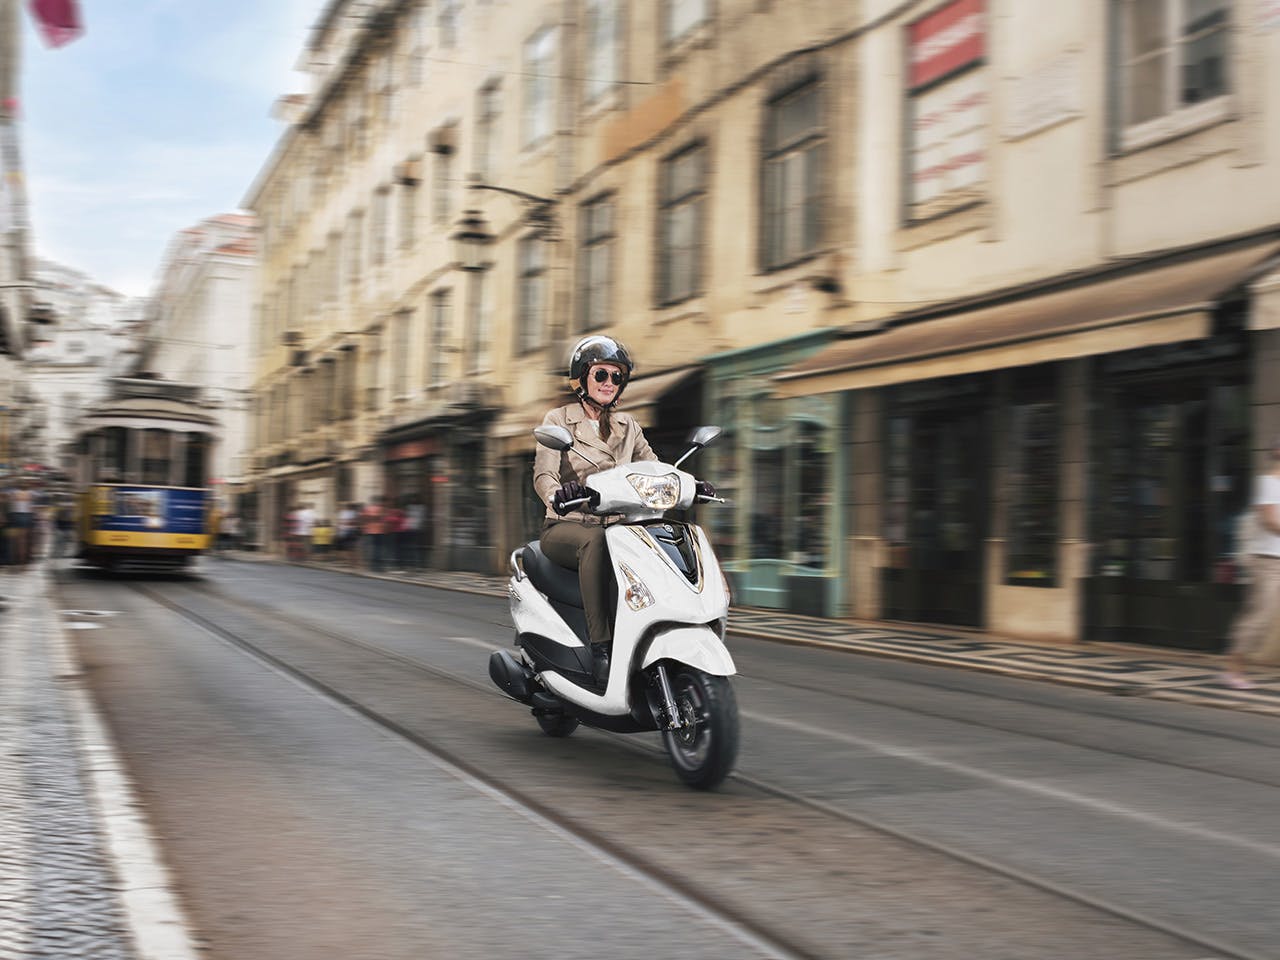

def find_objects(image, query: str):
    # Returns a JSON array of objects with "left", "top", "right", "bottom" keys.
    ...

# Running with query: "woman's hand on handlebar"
[{"left": 552, "top": 481, "right": 596, "bottom": 515}]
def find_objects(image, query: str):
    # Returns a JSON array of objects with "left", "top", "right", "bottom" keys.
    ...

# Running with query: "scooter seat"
[{"left": 520, "top": 541, "right": 585, "bottom": 608}]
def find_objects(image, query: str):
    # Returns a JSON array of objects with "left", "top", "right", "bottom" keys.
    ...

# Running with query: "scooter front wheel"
[{"left": 661, "top": 667, "right": 739, "bottom": 790}]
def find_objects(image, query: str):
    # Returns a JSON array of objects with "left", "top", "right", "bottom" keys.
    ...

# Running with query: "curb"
[{"left": 47, "top": 565, "right": 203, "bottom": 960}]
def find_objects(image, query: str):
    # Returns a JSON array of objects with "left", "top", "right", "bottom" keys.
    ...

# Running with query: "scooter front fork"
[{"left": 652, "top": 663, "right": 683, "bottom": 731}]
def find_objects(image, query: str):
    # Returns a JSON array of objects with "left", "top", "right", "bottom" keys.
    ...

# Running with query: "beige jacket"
[{"left": 533, "top": 401, "right": 658, "bottom": 524}]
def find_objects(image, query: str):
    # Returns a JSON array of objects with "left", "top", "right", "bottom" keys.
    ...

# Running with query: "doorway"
[{"left": 883, "top": 383, "right": 989, "bottom": 628}]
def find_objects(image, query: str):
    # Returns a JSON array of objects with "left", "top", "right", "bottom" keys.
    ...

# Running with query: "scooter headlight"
[
  {"left": 619, "top": 562, "right": 655, "bottom": 611},
  {"left": 627, "top": 472, "right": 681, "bottom": 509}
]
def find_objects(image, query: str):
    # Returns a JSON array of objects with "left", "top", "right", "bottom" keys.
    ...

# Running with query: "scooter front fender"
[{"left": 641, "top": 625, "right": 736, "bottom": 676}]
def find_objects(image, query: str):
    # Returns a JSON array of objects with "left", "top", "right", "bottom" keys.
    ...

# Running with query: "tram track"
[
  {"left": 125, "top": 576, "right": 1271, "bottom": 960},
  {"left": 215, "top": 560, "right": 1280, "bottom": 779}
]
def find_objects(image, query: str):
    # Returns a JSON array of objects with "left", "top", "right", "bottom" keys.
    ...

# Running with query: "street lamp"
[{"left": 450, "top": 209, "right": 494, "bottom": 272}]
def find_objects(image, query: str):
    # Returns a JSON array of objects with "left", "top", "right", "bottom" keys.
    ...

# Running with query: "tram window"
[
  {"left": 183, "top": 434, "right": 208, "bottom": 487},
  {"left": 100, "top": 427, "right": 128, "bottom": 482},
  {"left": 141, "top": 429, "right": 172, "bottom": 485}
]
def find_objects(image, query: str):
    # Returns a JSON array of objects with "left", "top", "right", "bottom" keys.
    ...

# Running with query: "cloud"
[{"left": 18, "top": 1, "right": 318, "bottom": 295}]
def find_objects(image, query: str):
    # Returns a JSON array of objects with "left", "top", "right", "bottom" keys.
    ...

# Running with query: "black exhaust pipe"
[{"left": 489, "top": 649, "right": 534, "bottom": 702}]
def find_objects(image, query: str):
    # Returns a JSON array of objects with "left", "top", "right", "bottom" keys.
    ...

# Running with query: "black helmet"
[{"left": 568, "top": 335, "right": 633, "bottom": 405}]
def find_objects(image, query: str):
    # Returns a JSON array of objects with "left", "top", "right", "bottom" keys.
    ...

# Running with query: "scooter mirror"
[
  {"left": 687, "top": 425, "right": 722, "bottom": 448},
  {"left": 534, "top": 425, "right": 574, "bottom": 451}
]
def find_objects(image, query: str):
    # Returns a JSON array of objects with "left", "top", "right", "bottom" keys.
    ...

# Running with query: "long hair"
[{"left": 599, "top": 407, "right": 613, "bottom": 442}]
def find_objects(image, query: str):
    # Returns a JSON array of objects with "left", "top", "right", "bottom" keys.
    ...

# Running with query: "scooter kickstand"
[{"left": 653, "top": 664, "right": 682, "bottom": 730}]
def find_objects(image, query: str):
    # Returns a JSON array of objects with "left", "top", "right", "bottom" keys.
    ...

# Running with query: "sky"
[{"left": 19, "top": 0, "right": 321, "bottom": 298}]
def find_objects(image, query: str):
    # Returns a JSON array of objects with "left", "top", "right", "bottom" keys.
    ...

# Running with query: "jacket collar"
[{"left": 565, "top": 400, "right": 617, "bottom": 460}]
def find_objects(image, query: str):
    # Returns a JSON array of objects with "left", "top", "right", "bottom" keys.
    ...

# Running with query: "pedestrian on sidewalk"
[
  {"left": 1223, "top": 436, "right": 1280, "bottom": 690},
  {"left": 360, "top": 497, "right": 387, "bottom": 572},
  {"left": 336, "top": 502, "right": 358, "bottom": 564}
]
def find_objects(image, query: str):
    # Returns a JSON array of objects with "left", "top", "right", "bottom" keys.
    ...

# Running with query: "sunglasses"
[{"left": 592, "top": 369, "right": 626, "bottom": 386}]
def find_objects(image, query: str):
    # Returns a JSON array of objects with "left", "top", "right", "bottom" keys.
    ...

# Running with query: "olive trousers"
[{"left": 541, "top": 519, "right": 612, "bottom": 648}]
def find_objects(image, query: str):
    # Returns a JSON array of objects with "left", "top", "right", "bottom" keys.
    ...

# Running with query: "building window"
[
  {"left": 439, "top": 0, "right": 459, "bottom": 49},
  {"left": 398, "top": 175, "right": 418, "bottom": 250},
  {"left": 517, "top": 235, "right": 547, "bottom": 354},
  {"left": 905, "top": 0, "right": 987, "bottom": 219},
  {"left": 523, "top": 26, "right": 557, "bottom": 148},
  {"left": 365, "top": 327, "right": 383, "bottom": 411},
  {"left": 340, "top": 345, "right": 358, "bottom": 419},
  {"left": 409, "top": 2, "right": 428, "bottom": 86},
  {"left": 666, "top": 0, "right": 708, "bottom": 43},
  {"left": 1005, "top": 366, "right": 1060, "bottom": 586},
  {"left": 658, "top": 142, "right": 706, "bottom": 306},
  {"left": 466, "top": 270, "right": 492, "bottom": 374},
  {"left": 762, "top": 80, "right": 824, "bottom": 271},
  {"left": 474, "top": 83, "right": 502, "bottom": 181},
  {"left": 1114, "top": 0, "right": 1230, "bottom": 147},
  {"left": 371, "top": 188, "right": 390, "bottom": 266},
  {"left": 584, "top": 0, "right": 620, "bottom": 103},
  {"left": 392, "top": 309, "right": 413, "bottom": 398},
  {"left": 578, "top": 195, "right": 615, "bottom": 332},
  {"left": 433, "top": 147, "right": 454, "bottom": 225},
  {"left": 346, "top": 210, "right": 364, "bottom": 285},
  {"left": 430, "top": 290, "right": 451, "bottom": 387}
]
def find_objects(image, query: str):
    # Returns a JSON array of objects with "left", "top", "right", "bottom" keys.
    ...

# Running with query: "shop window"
[
  {"left": 1005, "top": 368, "right": 1061, "bottom": 585},
  {"left": 883, "top": 415, "right": 911, "bottom": 565},
  {"left": 761, "top": 80, "right": 824, "bottom": 271},
  {"left": 709, "top": 396, "right": 739, "bottom": 564},
  {"left": 750, "top": 446, "right": 785, "bottom": 559},
  {"left": 794, "top": 421, "right": 831, "bottom": 569},
  {"left": 1114, "top": 0, "right": 1230, "bottom": 150},
  {"left": 657, "top": 142, "right": 706, "bottom": 306}
]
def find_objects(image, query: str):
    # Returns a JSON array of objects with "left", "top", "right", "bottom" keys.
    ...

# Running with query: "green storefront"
[{"left": 702, "top": 331, "right": 845, "bottom": 616}]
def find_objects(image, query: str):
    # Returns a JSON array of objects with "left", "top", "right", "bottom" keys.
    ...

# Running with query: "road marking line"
[{"left": 747, "top": 709, "right": 1280, "bottom": 860}]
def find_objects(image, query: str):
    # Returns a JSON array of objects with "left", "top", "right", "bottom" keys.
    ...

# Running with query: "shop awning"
[
  {"left": 773, "top": 239, "right": 1280, "bottom": 398},
  {"left": 618, "top": 365, "right": 700, "bottom": 427}
]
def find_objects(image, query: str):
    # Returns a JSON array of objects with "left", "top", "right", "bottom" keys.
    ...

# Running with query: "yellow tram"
[{"left": 72, "top": 377, "right": 218, "bottom": 570}]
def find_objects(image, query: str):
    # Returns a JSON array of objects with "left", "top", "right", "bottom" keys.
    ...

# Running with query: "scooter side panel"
[
  {"left": 509, "top": 577, "right": 583, "bottom": 650},
  {"left": 641, "top": 625, "right": 737, "bottom": 676}
]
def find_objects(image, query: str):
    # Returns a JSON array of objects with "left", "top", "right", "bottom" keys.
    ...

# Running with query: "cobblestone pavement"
[
  {"left": 0, "top": 564, "right": 136, "bottom": 960},
  {"left": 220, "top": 551, "right": 1280, "bottom": 717}
]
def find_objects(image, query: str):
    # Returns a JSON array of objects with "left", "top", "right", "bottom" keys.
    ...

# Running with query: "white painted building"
[
  {"left": 144, "top": 214, "right": 258, "bottom": 502},
  {"left": 22, "top": 258, "right": 144, "bottom": 472}
]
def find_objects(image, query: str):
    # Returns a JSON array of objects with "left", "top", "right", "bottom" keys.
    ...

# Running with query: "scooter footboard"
[{"left": 641, "top": 625, "right": 736, "bottom": 676}]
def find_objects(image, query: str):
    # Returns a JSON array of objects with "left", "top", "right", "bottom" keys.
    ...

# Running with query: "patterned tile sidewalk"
[
  {"left": 220, "top": 552, "right": 1280, "bottom": 717},
  {"left": 0, "top": 564, "right": 137, "bottom": 960}
]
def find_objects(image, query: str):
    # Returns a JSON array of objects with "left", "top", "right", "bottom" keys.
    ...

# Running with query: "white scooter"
[{"left": 489, "top": 425, "right": 739, "bottom": 789}]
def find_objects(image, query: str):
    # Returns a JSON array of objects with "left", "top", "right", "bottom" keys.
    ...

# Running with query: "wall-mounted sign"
[
  {"left": 1005, "top": 52, "right": 1083, "bottom": 141},
  {"left": 906, "top": 0, "right": 987, "bottom": 209}
]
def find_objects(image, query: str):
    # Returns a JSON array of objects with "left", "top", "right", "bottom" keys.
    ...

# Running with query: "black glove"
[
  {"left": 552, "top": 480, "right": 589, "bottom": 515},
  {"left": 695, "top": 480, "right": 717, "bottom": 500}
]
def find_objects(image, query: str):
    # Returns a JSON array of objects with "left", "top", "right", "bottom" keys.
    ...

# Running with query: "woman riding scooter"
[{"left": 534, "top": 336, "right": 712, "bottom": 687}]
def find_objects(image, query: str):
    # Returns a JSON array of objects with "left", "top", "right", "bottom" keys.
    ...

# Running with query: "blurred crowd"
[
  {"left": 271, "top": 497, "right": 429, "bottom": 575},
  {"left": 0, "top": 477, "right": 74, "bottom": 566}
]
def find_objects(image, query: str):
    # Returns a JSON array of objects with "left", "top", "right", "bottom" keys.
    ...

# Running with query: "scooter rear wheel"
[
  {"left": 661, "top": 667, "right": 739, "bottom": 790},
  {"left": 536, "top": 713, "right": 580, "bottom": 737}
]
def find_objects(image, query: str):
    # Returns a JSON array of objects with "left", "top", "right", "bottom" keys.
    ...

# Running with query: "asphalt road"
[{"left": 57, "top": 557, "right": 1280, "bottom": 959}]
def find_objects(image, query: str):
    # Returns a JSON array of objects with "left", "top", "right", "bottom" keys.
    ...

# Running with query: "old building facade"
[{"left": 245, "top": 0, "right": 1280, "bottom": 651}]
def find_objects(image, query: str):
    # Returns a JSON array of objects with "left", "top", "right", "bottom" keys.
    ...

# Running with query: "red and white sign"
[{"left": 908, "top": 0, "right": 985, "bottom": 90}]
